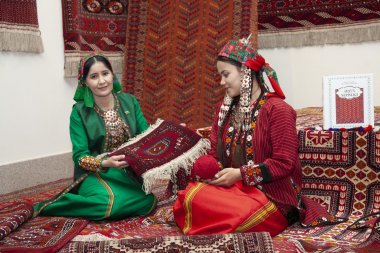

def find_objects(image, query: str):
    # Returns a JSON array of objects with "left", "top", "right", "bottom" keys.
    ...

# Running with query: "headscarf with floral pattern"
[
  {"left": 217, "top": 36, "right": 285, "bottom": 131},
  {"left": 73, "top": 54, "right": 122, "bottom": 107}
]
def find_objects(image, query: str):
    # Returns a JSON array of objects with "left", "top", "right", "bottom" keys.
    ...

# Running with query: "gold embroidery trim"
[
  {"left": 33, "top": 173, "right": 89, "bottom": 217},
  {"left": 79, "top": 155, "right": 102, "bottom": 172},
  {"left": 183, "top": 182, "right": 206, "bottom": 234},
  {"left": 94, "top": 173, "right": 115, "bottom": 219},
  {"left": 145, "top": 196, "right": 158, "bottom": 215},
  {"left": 235, "top": 201, "right": 277, "bottom": 232}
]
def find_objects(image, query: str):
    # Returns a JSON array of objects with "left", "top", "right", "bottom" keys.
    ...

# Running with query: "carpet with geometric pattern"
[
  {"left": 258, "top": 0, "right": 380, "bottom": 48},
  {"left": 1, "top": 107, "right": 380, "bottom": 252},
  {"left": 122, "top": 0, "right": 258, "bottom": 129}
]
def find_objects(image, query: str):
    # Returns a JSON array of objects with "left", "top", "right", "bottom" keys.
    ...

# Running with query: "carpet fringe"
[
  {"left": 110, "top": 119, "right": 211, "bottom": 194},
  {"left": 64, "top": 52, "right": 124, "bottom": 77},
  {"left": 72, "top": 233, "right": 114, "bottom": 242},
  {"left": 141, "top": 120, "right": 211, "bottom": 194},
  {"left": 0, "top": 27, "right": 43, "bottom": 53},
  {"left": 259, "top": 22, "right": 380, "bottom": 48}
]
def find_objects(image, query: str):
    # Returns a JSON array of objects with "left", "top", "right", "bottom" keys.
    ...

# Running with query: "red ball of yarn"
[{"left": 192, "top": 155, "right": 221, "bottom": 180}]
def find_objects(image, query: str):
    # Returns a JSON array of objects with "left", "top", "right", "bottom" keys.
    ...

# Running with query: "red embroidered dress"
[
  {"left": 174, "top": 96, "right": 345, "bottom": 236},
  {"left": 210, "top": 96, "right": 302, "bottom": 219},
  {"left": 174, "top": 95, "right": 290, "bottom": 236}
]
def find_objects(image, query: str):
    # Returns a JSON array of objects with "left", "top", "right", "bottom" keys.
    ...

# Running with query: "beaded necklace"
[
  {"left": 94, "top": 94, "right": 131, "bottom": 152},
  {"left": 225, "top": 92, "right": 267, "bottom": 166}
]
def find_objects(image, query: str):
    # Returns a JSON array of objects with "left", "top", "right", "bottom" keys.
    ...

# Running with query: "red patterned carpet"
[
  {"left": 0, "top": 182, "right": 273, "bottom": 252},
  {"left": 1, "top": 107, "right": 380, "bottom": 252},
  {"left": 58, "top": 232, "right": 274, "bottom": 253},
  {"left": 0, "top": 199, "right": 88, "bottom": 253},
  {"left": 122, "top": 0, "right": 258, "bottom": 130},
  {"left": 258, "top": 0, "right": 380, "bottom": 48},
  {"left": 272, "top": 107, "right": 380, "bottom": 252},
  {"left": 62, "top": 0, "right": 128, "bottom": 76}
]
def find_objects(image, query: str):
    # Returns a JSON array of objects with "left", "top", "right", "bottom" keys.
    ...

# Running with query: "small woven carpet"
[
  {"left": 258, "top": 0, "right": 380, "bottom": 48},
  {"left": 58, "top": 232, "right": 274, "bottom": 253},
  {"left": 110, "top": 119, "right": 210, "bottom": 194},
  {"left": 61, "top": 0, "right": 128, "bottom": 77},
  {"left": 0, "top": 0, "right": 43, "bottom": 53},
  {"left": 122, "top": 0, "right": 258, "bottom": 129}
]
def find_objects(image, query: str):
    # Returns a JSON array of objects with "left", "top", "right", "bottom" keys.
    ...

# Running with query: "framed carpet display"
[{"left": 323, "top": 73, "right": 374, "bottom": 129}]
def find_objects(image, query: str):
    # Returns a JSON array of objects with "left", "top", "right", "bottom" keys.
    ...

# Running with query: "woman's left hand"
[
  {"left": 101, "top": 155, "right": 128, "bottom": 168},
  {"left": 209, "top": 168, "right": 242, "bottom": 187}
]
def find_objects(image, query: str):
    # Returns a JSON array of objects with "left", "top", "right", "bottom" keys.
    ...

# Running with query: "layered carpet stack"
[
  {"left": 1, "top": 108, "right": 380, "bottom": 252},
  {"left": 0, "top": 201, "right": 88, "bottom": 253}
]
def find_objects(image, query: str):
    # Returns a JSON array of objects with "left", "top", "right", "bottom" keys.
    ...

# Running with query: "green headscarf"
[{"left": 73, "top": 54, "right": 122, "bottom": 107}]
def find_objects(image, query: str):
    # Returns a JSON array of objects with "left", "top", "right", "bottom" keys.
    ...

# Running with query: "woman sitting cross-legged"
[
  {"left": 34, "top": 54, "right": 157, "bottom": 220},
  {"left": 173, "top": 36, "right": 346, "bottom": 236}
]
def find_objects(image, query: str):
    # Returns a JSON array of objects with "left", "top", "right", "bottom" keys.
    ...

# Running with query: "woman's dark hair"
[
  {"left": 217, "top": 56, "right": 242, "bottom": 69},
  {"left": 216, "top": 55, "right": 268, "bottom": 90},
  {"left": 83, "top": 55, "right": 113, "bottom": 79}
]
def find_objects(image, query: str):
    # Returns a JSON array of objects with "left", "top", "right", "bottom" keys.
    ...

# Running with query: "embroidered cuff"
[
  {"left": 240, "top": 163, "right": 271, "bottom": 186},
  {"left": 79, "top": 155, "right": 103, "bottom": 173}
]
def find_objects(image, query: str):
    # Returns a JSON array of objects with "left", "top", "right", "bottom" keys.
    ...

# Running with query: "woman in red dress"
[{"left": 174, "top": 36, "right": 345, "bottom": 236}]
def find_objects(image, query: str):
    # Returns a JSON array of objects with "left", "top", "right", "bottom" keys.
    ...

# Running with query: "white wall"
[
  {"left": 261, "top": 43, "right": 380, "bottom": 109},
  {"left": 0, "top": 1, "right": 379, "bottom": 166},
  {"left": 0, "top": 0, "right": 76, "bottom": 165}
]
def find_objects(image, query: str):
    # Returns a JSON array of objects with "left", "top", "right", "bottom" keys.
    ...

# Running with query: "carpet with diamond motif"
[
  {"left": 122, "top": 0, "right": 258, "bottom": 129},
  {"left": 273, "top": 124, "right": 380, "bottom": 252},
  {"left": 58, "top": 232, "right": 274, "bottom": 253},
  {"left": 61, "top": 0, "right": 128, "bottom": 77},
  {"left": 1, "top": 107, "right": 380, "bottom": 252},
  {"left": 0, "top": 200, "right": 88, "bottom": 253}
]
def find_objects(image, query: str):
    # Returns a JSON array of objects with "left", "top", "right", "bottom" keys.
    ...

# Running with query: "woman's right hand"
[
  {"left": 208, "top": 168, "right": 242, "bottom": 187},
  {"left": 101, "top": 155, "right": 128, "bottom": 168}
]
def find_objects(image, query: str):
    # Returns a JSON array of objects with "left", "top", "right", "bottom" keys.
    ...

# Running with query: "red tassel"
[{"left": 268, "top": 76, "right": 285, "bottom": 99}]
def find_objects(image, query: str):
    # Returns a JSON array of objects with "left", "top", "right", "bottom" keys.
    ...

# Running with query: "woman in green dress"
[{"left": 34, "top": 54, "right": 157, "bottom": 220}]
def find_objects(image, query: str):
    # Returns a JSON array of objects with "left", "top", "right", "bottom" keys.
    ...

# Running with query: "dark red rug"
[
  {"left": 0, "top": 201, "right": 88, "bottom": 253},
  {"left": 0, "top": 202, "right": 33, "bottom": 240},
  {"left": 61, "top": 0, "right": 128, "bottom": 76},
  {"left": 58, "top": 232, "right": 274, "bottom": 253},
  {"left": 258, "top": 0, "right": 380, "bottom": 48},
  {"left": 110, "top": 120, "right": 208, "bottom": 194}
]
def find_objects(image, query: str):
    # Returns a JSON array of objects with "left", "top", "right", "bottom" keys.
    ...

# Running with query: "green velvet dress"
[{"left": 34, "top": 93, "right": 157, "bottom": 220}]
